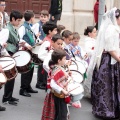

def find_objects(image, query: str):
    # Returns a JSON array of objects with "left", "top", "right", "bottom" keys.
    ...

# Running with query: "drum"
[
  {"left": 67, "top": 82, "right": 84, "bottom": 102},
  {"left": 32, "top": 44, "right": 41, "bottom": 55},
  {"left": 75, "top": 56, "right": 88, "bottom": 68},
  {"left": 70, "top": 70, "right": 83, "bottom": 83},
  {"left": 12, "top": 51, "right": 32, "bottom": 73},
  {"left": 63, "top": 60, "right": 78, "bottom": 72},
  {"left": 31, "top": 44, "right": 43, "bottom": 65},
  {"left": 0, "top": 73, "right": 7, "bottom": 87},
  {"left": 0, "top": 56, "right": 18, "bottom": 80},
  {"left": 72, "top": 56, "right": 88, "bottom": 74},
  {"left": 69, "top": 60, "right": 78, "bottom": 71}
]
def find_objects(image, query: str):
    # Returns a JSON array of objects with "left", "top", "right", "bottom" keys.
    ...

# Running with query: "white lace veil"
[{"left": 84, "top": 7, "right": 118, "bottom": 90}]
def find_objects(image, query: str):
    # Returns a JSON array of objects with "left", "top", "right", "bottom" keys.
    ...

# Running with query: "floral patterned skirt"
[{"left": 91, "top": 53, "right": 120, "bottom": 119}]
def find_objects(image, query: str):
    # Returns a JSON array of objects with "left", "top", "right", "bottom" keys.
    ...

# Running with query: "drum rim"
[
  {"left": 71, "top": 60, "right": 78, "bottom": 71},
  {"left": 0, "top": 56, "right": 17, "bottom": 69}
]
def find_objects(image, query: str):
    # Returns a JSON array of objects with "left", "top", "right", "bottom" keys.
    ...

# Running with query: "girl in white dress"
[{"left": 84, "top": 26, "right": 97, "bottom": 62}]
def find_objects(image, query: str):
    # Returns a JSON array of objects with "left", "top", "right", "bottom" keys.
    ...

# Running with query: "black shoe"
[
  {"left": 8, "top": 101, "right": 17, "bottom": 106},
  {"left": 11, "top": 97, "right": 19, "bottom": 102},
  {"left": 19, "top": 89, "right": 31, "bottom": 97},
  {"left": 27, "top": 88, "right": 38, "bottom": 93},
  {"left": 0, "top": 106, "right": 6, "bottom": 111},
  {"left": 3, "top": 100, "right": 17, "bottom": 106},
  {"left": 36, "top": 84, "right": 46, "bottom": 90}
]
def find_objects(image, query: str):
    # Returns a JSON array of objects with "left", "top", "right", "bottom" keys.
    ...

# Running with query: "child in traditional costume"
[{"left": 41, "top": 49, "right": 69, "bottom": 120}]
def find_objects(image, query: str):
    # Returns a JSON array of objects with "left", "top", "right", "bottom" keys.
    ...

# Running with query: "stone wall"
[{"left": 58, "top": 0, "right": 115, "bottom": 34}]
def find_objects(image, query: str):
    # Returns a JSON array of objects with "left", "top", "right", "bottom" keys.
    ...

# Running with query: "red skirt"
[{"left": 41, "top": 92, "right": 55, "bottom": 120}]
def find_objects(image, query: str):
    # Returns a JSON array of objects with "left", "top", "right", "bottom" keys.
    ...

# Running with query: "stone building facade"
[{"left": 58, "top": 0, "right": 117, "bottom": 34}]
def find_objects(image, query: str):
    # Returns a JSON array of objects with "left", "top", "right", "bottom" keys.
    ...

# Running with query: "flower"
[{"left": 92, "top": 47, "right": 94, "bottom": 50}]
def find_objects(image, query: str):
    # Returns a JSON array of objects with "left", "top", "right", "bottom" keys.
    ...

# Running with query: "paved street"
[{"left": 0, "top": 67, "right": 102, "bottom": 120}]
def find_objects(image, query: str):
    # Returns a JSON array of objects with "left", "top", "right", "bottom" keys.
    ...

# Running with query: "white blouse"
[
  {"left": 43, "top": 49, "right": 53, "bottom": 73},
  {"left": 38, "top": 41, "right": 50, "bottom": 61},
  {"left": 0, "top": 29, "right": 9, "bottom": 56},
  {"left": 104, "top": 24, "right": 120, "bottom": 64},
  {"left": 84, "top": 37, "right": 96, "bottom": 57},
  {"left": 50, "top": 79, "right": 63, "bottom": 94}
]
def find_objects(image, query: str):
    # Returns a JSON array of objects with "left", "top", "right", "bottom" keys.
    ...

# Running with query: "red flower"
[{"left": 92, "top": 47, "right": 94, "bottom": 50}]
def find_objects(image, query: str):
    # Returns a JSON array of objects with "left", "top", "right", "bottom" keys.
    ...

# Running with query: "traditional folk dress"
[
  {"left": 41, "top": 65, "right": 68, "bottom": 120},
  {"left": 65, "top": 43, "right": 87, "bottom": 60},
  {"left": 91, "top": 24, "right": 120, "bottom": 119}
]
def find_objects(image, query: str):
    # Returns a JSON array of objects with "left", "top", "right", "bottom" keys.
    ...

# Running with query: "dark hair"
[
  {"left": 42, "top": 21, "right": 57, "bottom": 35},
  {"left": 10, "top": 10, "right": 23, "bottom": 21},
  {"left": 62, "top": 30, "right": 73, "bottom": 38},
  {"left": 52, "top": 34, "right": 63, "bottom": 42},
  {"left": 57, "top": 25, "right": 65, "bottom": 34},
  {"left": 40, "top": 10, "right": 49, "bottom": 16},
  {"left": 73, "top": 32, "right": 80, "bottom": 39},
  {"left": 49, "top": 49, "right": 66, "bottom": 67},
  {"left": 24, "top": 10, "right": 34, "bottom": 21},
  {"left": 0, "top": 0, "right": 5, "bottom": 3},
  {"left": 115, "top": 9, "right": 120, "bottom": 19},
  {"left": 84, "top": 26, "right": 95, "bottom": 36}
]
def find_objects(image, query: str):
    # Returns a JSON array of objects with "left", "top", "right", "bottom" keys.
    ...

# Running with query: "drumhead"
[
  {"left": 69, "top": 60, "right": 78, "bottom": 71},
  {"left": 0, "top": 73, "right": 7, "bottom": 83},
  {"left": 13, "top": 51, "right": 31, "bottom": 66},
  {"left": 75, "top": 56, "right": 88, "bottom": 68},
  {"left": 71, "top": 70, "right": 83, "bottom": 83},
  {"left": 32, "top": 45, "right": 41, "bottom": 54},
  {"left": 67, "top": 82, "right": 84, "bottom": 95},
  {"left": 0, "top": 57, "right": 16, "bottom": 70}
]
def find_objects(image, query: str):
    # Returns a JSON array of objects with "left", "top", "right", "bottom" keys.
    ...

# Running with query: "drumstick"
[
  {"left": 2, "top": 62, "right": 14, "bottom": 69},
  {"left": 0, "top": 60, "right": 13, "bottom": 61},
  {"left": 32, "top": 43, "right": 41, "bottom": 48},
  {"left": 13, "top": 55, "right": 20, "bottom": 58},
  {"left": 68, "top": 86, "right": 80, "bottom": 93},
  {"left": 70, "top": 50, "right": 77, "bottom": 61}
]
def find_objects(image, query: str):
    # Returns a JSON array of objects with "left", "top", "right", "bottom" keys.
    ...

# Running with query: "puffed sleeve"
[{"left": 104, "top": 25, "right": 119, "bottom": 52}]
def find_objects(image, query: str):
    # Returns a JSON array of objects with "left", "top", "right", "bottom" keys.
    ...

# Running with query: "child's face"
[
  {"left": 72, "top": 38, "right": 80, "bottom": 46},
  {"left": 64, "top": 35, "right": 73, "bottom": 45},
  {"left": 58, "top": 56, "right": 66, "bottom": 66},
  {"left": 88, "top": 28, "right": 97, "bottom": 38},
  {"left": 49, "top": 28, "right": 57, "bottom": 37},
  {"left": 30, "top": 16, "right": 35, "bottom": 24},
  {"left": 39, "top": 14, "right": 49, "bottom": 24},
  {"left": 0, "top": 2, "right": 6, "bottom": 12},
  {"left": 52, "top": 39, "right": 63, "bottom": 50},
  {"left": 12, "top": 18, "right": 22, "bottom": 27}
]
